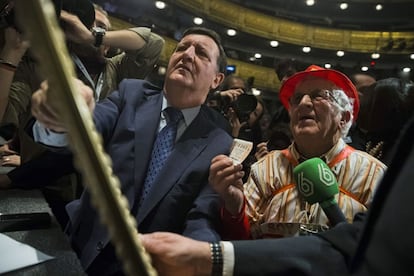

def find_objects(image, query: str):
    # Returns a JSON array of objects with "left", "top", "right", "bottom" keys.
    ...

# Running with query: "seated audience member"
[
  {"left": 209, "top": 65, "right": 387, "bottom": 239},
  {"left": 140, "top": 112, "right": 414, "bottom": 276},
  {"left": 351, "top": 78, "right": 414, "bottom": 164},
  {"left": 31, "top": 27, "right": 232, "bottom": 275}
]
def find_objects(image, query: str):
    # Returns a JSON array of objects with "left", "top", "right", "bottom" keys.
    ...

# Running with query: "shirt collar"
[
  {"left": 290, "top": 138, "right": 347, "bottom": 164},
  {"left": 162, "top": 94, "right": 200, "bottom": 127}
]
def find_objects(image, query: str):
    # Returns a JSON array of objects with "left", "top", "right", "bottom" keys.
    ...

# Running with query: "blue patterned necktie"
[{"left": 139, "top": 107, "right": 183, "bottom": 205}]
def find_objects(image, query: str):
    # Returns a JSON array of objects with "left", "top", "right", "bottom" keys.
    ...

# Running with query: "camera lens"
[{"left": 233, "top": 94, "right": 257, "bottom": 123}]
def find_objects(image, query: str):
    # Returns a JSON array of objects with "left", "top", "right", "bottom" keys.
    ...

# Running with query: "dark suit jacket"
[
  {"left": 66, "top": 79, "right": 233, "bottom": 272},
  {"left": 232, "top": 115, "right": 414, "bottom": 275}
]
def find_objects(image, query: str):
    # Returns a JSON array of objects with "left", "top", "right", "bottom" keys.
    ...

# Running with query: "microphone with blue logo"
[{"left": 293, "top": 157, "right": 346, "bottom": 226}]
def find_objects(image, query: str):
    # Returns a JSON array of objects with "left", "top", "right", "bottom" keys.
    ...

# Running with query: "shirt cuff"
[
  {"left": 221, "top": 241, "right": 235, "bottom": 276},
  {"left": 32, "top": 121, "right": 68, "bottom": 147}
]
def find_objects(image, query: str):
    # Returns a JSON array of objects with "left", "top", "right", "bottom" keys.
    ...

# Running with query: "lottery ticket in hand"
[{"left": 229, "top": 138, "right": 253, "bottom": 165}]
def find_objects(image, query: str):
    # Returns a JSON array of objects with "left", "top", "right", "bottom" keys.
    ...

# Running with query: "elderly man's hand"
[
  {"left": 31, "top": 79, "right": 95, "bottom": 133},
  {"left": 209, "top": 154, "right": 245, "bottom": 215},
  {"left": 141, "top": 232, "right": 211, "bottom": 276}
]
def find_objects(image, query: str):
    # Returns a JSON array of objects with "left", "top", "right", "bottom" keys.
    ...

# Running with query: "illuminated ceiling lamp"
[
  {"left": 371, "top": 53, "right": 380, "bottom": 59},
  {"left": 339, "top": 2, "right": 348, "bottom": 10},
  {"left": 193, "top": 17, "right": 203, "bottom": 25},
  {"left": 227, "top": 29, "right": 237, "bottom": 36},
  {"left": 270, "top": 40, "right": 279, "bottom": 47},
  {"left": 305, "top": 0, "right": 315, "bottom": 6},
  {"left": 302, "top": 46, "right": 311, "bottom": 53},
  {"left": 155, "top": 1, "right": 166, "bottom": 9},
  {"left": 336, "top": 50, "right": 345, "bottom": 57}
]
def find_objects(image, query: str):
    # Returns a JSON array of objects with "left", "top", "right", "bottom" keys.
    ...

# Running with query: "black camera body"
[
  {"left": 221, "top": 93, "right": 258, "bottom": 124},
  {"left": 0, "top": 0, "right": 95, "bottom": 31}
]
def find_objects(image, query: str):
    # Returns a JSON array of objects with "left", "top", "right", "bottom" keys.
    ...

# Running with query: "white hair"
[{"left": 330, "top": 89, "right": 354, "bottom": 138}]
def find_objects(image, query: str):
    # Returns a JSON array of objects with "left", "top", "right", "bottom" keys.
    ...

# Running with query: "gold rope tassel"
[{"left": 14, "top": 1, "right": 156, "bottom": 275}]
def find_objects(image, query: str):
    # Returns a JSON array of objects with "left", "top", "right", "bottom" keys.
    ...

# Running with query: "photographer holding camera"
[
  {"left": 209, "top": 75, "right": 264, "bottom": 141},
  {"left": 207, "top": 75, "right": 264, "bottom": 181}
]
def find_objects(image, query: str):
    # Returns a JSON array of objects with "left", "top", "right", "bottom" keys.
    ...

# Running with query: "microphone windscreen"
[{"left": 293, "top": 157, "right": 339, "bottom": 205}]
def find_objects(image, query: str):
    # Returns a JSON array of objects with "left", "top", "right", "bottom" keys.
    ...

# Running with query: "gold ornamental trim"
[
  {"left": 110, "top": 16, "right": 281, "bottom": 91},
  {"left": 173, "top": 0, "right": 414, "bottom": 54}
]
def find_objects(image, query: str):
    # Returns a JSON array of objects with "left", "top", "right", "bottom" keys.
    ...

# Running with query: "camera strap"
[{"left": 71, "top": 53, "right": 104, "bottom": 100}]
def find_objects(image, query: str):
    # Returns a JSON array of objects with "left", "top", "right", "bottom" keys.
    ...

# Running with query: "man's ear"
[
  {"left": 210, "top": 72, "right": 225, "bottom": 90},
  {"left": 340, "top": 111, "right": 351, "bottom": 126}
]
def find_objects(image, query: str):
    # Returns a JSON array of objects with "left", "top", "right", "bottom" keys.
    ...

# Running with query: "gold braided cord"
[{"left": 14, "top": 1, "right": 156, "bottom": 275}]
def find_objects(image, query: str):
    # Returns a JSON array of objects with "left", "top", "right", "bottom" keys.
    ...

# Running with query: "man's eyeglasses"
[{"left": 289, "top": 89, "right": 339, "bottom": 106}]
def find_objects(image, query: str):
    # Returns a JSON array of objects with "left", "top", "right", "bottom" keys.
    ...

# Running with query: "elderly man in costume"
[{"left": 209, "top": 65, "right": 386, "bottom": 239}]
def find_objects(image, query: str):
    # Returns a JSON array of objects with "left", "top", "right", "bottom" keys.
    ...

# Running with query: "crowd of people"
[{"left": 1, "top": 0, "right": 414, "bottom": 275}]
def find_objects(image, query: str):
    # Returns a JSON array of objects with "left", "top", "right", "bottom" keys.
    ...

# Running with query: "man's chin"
[
  {"left": 293, "top": 125, "right": 319, "bottom": 136},
  {"left": 167, "top": 73, "right": 191, "bottom": 86}
]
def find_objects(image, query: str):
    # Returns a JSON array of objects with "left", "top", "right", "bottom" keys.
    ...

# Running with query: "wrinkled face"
[
  {"left": 164, "top": 34, "right": 224, "bottom": 109},
  {"left": 288, "top": 77, "right": 341, "bottom": 141}
]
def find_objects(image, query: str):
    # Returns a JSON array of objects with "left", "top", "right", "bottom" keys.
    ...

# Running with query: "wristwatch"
[{"left": 91, "top": 26, "right": 106, "bottom": 47}]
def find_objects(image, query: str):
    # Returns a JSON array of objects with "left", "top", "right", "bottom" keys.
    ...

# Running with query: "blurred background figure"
[
  {"left": 351, "top": 78, "right": 414, "bottom": 164},
  {"left": 349, "top": 72, "right": 377, "bottom": 97}
]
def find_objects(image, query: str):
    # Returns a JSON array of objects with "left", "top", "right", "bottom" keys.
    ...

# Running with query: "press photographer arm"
[
  {"left": 0, "top": 26, "right": 30, "bottom": 120},
  {"left": 60, "top": 10, "right": 161, "bottom": 53}
]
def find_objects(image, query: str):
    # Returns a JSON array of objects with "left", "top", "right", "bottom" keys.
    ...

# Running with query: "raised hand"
[
  {"left": 209, "top": 154, "right": 245, "bottom": 215},
  {"left": 31, "top": 79, "right": 95, "bottom": 132}
]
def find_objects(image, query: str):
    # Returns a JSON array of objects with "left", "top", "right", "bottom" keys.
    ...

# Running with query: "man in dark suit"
[
  {"left": 140, "top": 113, "right": 414, "bottom": 275},
  {"left": 31, "top": 27, "right": 232, "bottom": 275}
]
